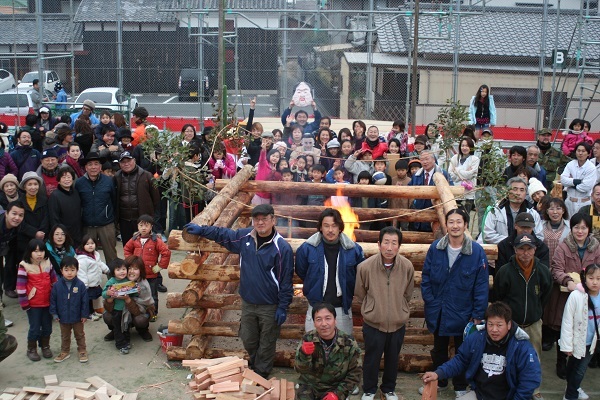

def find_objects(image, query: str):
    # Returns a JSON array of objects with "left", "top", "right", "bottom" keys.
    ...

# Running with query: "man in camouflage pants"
[{"left": 295, "top": 303, "right": 362, "bottom": 400}]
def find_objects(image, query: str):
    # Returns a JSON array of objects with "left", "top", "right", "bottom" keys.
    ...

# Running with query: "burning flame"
[{"left": 324, "top": 187, "right": 360, "bottom": 240}]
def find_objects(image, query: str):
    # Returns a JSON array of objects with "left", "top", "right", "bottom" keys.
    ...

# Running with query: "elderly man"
[
  {"left": 355, "top": 226, "right": 414, "bottom": 400},
  {"left": 422, "top": 302, "right": 542, "bottom": 400},
  {"left": 70, "top": 99, "right": 99, "bottom": 128},
  {"left": 527, "top": 145, "right": 547, "bottom": 186},
  {"left": 114, "top": 151, "right": 160, "bottom": 245},
  {"left": 184, "top": 204, "right": 294, "bottom": 379},
  {"left": 408, "top": 150, "right": 453, "bottom": 232},
  {"left": 36, "top": 149, "right": 60, "bottom": 196},
  {"left": 75, "top": 152, "right": 117, "bottom": 264},
  {"left": 295, "top": 303, "right": 362, "bottom": 400},
  {"left": 10, "top": 130, "right": 41, "bottom": 180},
  {"left": 494, "top": 233, "right": 552, "bottom": 400},
  {"left": 480, "top": 177, "right": 544, "bottom": 244},
  {"left": 420, "top": 208, "right": 489, "bottom": 398},
  {"left": 295, "top": 208, "right": 364, "bottom": 335}
]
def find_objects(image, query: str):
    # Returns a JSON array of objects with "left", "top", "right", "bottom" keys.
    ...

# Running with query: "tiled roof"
[
  {"left": 164, "top": 0, "right": 285, "bottom": 9},
  {"left": 74, "top": 0, "right": 177, "bottom": 23},
  {"left": 0, "top": 14, "right": 83, "bottom": 45},
  {"left": 376, "top": 8, "right": 600, "bottom": 59}
]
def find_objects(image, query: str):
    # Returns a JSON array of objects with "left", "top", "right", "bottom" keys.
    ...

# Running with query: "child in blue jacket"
[{"left": 50, "top": 256, "right": 89, "bottom": 363}]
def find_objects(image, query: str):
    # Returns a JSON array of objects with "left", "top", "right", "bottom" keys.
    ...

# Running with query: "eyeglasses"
[{"left": 82, "top": 106, "right": 92, "bottom": 111}]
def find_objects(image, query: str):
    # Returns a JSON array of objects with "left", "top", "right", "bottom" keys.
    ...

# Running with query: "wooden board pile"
[
  {"left": 184, "top": 356, "right": 295, "bottom": 400},
  {"left": 1, "top": 376, "right": 138, "bottom": 400}
]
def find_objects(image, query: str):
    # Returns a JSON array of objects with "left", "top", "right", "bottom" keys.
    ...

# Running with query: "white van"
[
  {"left": 0, "top": 90, "right": 35, "bottom": 116},
  {"left": 18, "top": 70, "right": 60, "bottom": 93}
]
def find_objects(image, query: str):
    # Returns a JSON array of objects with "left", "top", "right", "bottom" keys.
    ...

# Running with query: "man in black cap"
[
  {"left": 184, "top": 204, "right": 294, "bottom": 379},
  {"left": 494, "top": 232, "right": 552, "bottom": 400},
  {"left": 75, "top": 152, "right": 118, "bottom": 264},
  {"left": 114, "top": 151, "right": 160, "bottom": 245},
  {"left": 495, "top": 212, "right": 550, "bottom": 277},
  {"left": 36, "top": 148, "right": 60, "bottom": 196}
]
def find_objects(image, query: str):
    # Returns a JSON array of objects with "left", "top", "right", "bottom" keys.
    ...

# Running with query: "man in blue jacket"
[
  {"left": 184, "top": 204, "right": 294, "bottom": 379},
  {"left": 295, "top": 208, "right": 364, "bottom": 335},
  {"left": 422, "top": 302, "right": 541, "bottom": 400},
  {"left": 281, "top": 99, "right": 322, "bottom": 135},
  {"left": 74, "top": 152, "right": 117, "bottom": 265},
  {"left": 420, "top": 208, "right": 489, "bottom": 397}
]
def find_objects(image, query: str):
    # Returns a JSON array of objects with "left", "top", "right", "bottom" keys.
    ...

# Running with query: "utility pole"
[
  {"left": 218, "top": 0, "right": 226, "bottom": 128},
  {"left": 117, "top": 0, "right": 123, "bottom": 94},
  {"left": 35, "top": 0, "right": 44, "bottom": 98},
  {"left": 410, "top": 0, "right": 420, "bottom": 137}
]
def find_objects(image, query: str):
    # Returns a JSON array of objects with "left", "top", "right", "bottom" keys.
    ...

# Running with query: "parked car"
[
  {"left": 0, "top": 90, "right": 35, "bottom": 116},
  {"left": 178, "top": 68, "right": 211, "bottom": 102},
  {"left": 72, "top": 87, "right": 138, "bottom": 113},
  {"left": 18, "top": 70, "right": 60, "bottom": 93},
  {"left": 0, "top": 69, "right": 16, "bottom": 93}
]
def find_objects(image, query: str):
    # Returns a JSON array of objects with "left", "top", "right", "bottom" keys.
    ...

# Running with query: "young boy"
[
  {"left": 325, "top": 166, "right": 350, "bottom": 206},
  {"left": 119, "top": 129, "right": 135, "bottom": 152},
  {"left": 123, "top": 215, "right": 171, "bottom": 321},
  {"left": 102, "top": 258, "right": 131, "bottom": 354},
  {"left": 391, "top": 159, "right": 411, "bottom": 230},
  {"left": 274, "top": 168, "right": 301, "bottom": 227},
  {"left": 372, "top": 157, "right": 392, "bottom": 185},
  {"left": 94, "top": 111, "right": 113, "bottom": 140},
  {"left": 50, "top": 256, "right": 89, "bottom": 363},
  {"left": 305, "top": 164, "right": 327, "bottom": 206}
]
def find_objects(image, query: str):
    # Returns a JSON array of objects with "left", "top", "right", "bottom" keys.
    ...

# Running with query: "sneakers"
[
  {"left": 54, "top": 352, "right": 71, "bottom": 363},
  {"left": 78, "top": 352, "right": 88, "bottom": 363},
  {"left": 351, "top": 387, "right": 360, "bottom": 395},
  {"left": 360, "top": 394, "right": 375, "bottom": 400},
  {"left": 119, "top": 347, "right": 129, "bottom": 355},
  {"left": 383, "top": 393, "right": 398, "bottom": 400},
  {"left": 4, "top": 319, "right": 13, "bottom": 327},
  {"left": 455, "top": 390, "right": 471, "bottom": 398},
  {"left": 418, "top": 385, "right": 449, "bottom": 394},
  {"left": 578, "top": 388, "right": 589, "bottom": 400},
  {"left": 91, "top": 312, "right": 102, "bottom": 321},
  {"left": 104, "top": 331, "right": 115, "bottom": 341}
]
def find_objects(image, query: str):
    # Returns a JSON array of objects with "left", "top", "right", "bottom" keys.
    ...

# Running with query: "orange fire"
[{"left": 324, "top": 187, "right": 360, "bottom": 240}]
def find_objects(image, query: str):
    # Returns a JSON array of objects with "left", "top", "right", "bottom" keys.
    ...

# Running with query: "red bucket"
[{"left": 158, "top": 332, "right": 183, "bottom": 352}]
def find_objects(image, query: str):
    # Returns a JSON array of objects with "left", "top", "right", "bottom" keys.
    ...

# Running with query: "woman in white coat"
[
  {"left": 448, "top": 137, "right": 479, "bottom": 214},
  {"left": 561, "top": 142, "right": 596, "bottom": 217}
]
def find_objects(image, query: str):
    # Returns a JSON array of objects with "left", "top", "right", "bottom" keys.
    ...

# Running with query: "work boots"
[
  {"left": 27, "top": 340, "right": 40, "bottom": 361},
  {"left": 40, "top": 336, "right": 53, "bottom": 359}
]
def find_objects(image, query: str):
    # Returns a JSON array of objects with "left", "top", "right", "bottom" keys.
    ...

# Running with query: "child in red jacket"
[{"left": 123, "top": 214, "right": 171, "bottom": 321}]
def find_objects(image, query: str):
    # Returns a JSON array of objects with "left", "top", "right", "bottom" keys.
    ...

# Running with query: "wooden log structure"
[
  {"left": 214, "top": 179, "right": 464, "bottom": 199},
  {"left": 275, "top": 226, "right": 434, "bottom": 243}
]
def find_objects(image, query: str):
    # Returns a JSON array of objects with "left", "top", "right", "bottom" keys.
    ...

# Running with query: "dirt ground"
[{"left": 1, "top": 248, "right": 599, "bottom": 399}]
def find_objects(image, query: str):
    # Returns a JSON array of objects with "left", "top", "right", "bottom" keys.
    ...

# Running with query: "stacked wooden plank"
[
  {"left": 184, "top": 356, "right": 294, "bottom": 400},
  {"left": 1, "top": 375, "right": 137, "bottom": 400}
]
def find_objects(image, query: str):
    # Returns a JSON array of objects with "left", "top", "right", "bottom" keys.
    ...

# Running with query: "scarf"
[
  {"left": 365, "top": 137, "right": 379, "bottom": 149},
  {"left": 537, "top": 140, "right": 551, "bottom": 152},
  {"left": 42, "top": 167, "right": 58, "bottom": 177},
  {"left": 516, "top": 257, "right": 534, "bottom": 281},
  {"left": 65, "top": 155, "right": 85, "bottom": 177}
]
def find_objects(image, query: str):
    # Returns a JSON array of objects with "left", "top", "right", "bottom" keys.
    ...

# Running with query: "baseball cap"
[
  {"left": 515, "top": 212, "right": 535, "bottom": 228},
  {"left": 514, "top": 233, "right": 537, "bottom": 249},
  {"left": 481, "top": 128, "right": 493, "bottom": 136},
  {"left": 119, "top": 151, "right": 134, "bottom": 161},
  {"left": 251, "top": 204, "right": 274, "bottom": 217},
  {"left": 537, "top": 128, "right": 552, "bottom": 136},
  {"left": 41, "top": 149, "right": 58, "bottom": 160},
  {"left": 39, "top": 107, "right": 50, "bottom": 113}
]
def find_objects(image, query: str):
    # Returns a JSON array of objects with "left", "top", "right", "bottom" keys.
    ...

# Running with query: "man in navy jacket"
[
  {"left": 420, "top": 208, "right": 489, "bottom": 397},
  {"left": 184, "top": 204, "right": 294, "bottom": 378},
  {"left": 422, "top": 302, "right": 541, "bottom": 400}
]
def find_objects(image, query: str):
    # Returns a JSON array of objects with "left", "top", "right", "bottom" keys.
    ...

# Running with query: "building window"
[{"left": 491, "top": 87, "right": 538, "bottom": 108}]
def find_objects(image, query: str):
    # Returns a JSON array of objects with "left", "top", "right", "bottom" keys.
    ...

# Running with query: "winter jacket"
[
  {"left": 55, "top": 88, "right": 67, "bottom": 109},
  {"left": 115, "top": 165, "right": 159, "bottom": 221},
  {"left": 469, "top": 95, "right": 497, "bottom": 126},
  {"left": 16, "top": 259, "right": 56, "bottom": 309},
  {"left": 559, "top": 289, "right": 599, "bottom": 359},
  {"left": 254, "top": 150, "right": 281, "bottom": 200},
  {"left": 0, "top": 150, "right": 18, "bottom": 181},
  {"left": 281, "top": 107, "right": 322, "bottom": 134},
  {"left": 360, "top": 140, "right": 388, "bottom": 160},
  {"left": 10, "top": 145, "right": 41, "bottom": 180},
  {"left": 561, "top": 159, "right": 596, "bottom": 202},
  {"left": 494, "top": 256, "right": 553, "bottom": 325},
  {"left": 123, "top": 233, "right": 171, "bottom": 279},
  {"left": 552, "top": 235, "right": 600, "bottom": 287},
  {"left": 530, "top": 162, "right": 547, "bottom": 185},
  {"left": 48, "top": 185, "right": 83, "bottom": 243},
  {"left": 561, "top": 132, "right": 593, "bottom": 157},
  {"left": 448, "top": 153, "right": 480, "bottom": 200},
  {"left": 76, "top": 251, "right": 109, "bottom": 287},
  {"left": 45, "top": 242, "right": 76, "bottom": 276},
  {"left": 295, "top": 233, "right": 365, "bottom": 314},
  {"left": 208, "top": 153, "right": 237, "bottom": 179},
  {"left": 408, "top": 166, "right": 453, "bottom": 232},
  {"left": 192, "top": 225, "right": 294, "bottom": 309},
  {"left": 49, "top": 276, "right": 89, "bottom": 323},
  {"left": 18, "top": 191, "right": 49, "bottom": 245},
  {"left": 421, "top": 234, "right": 489, "bottom": 336},
  {"left": 496, "top": 231, "right": 550, "bottom": 275},
  {"left": 344, "top": 155, "right": 373, "bottom": 183},
  {"left": 479, "top": 200, "right": 544, "bottom": 244},
  {"left": 354, "top": 253, "right": 414, "bottom": 332},
  {"left": 69, "top": 111, "right": 99, "bottom": 128},
  {"left": 295, "top": 329, "right": 362, "bottom": 400},
  {"left": 75, "top": 173, "right": 116, "bottom": 227},
  {"left": 436, "top": 323, "right": 540, "bottom": 400},
  {"left": 90, "top": 139, "right": 124, "bottom": 162},
  {"left": 0, "top": 213, "right": 18, "bottom": 257}
]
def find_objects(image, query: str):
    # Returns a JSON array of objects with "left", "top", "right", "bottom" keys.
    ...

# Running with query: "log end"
[{"left": 182, "top": 228, "right": 202, "bottom": 244}]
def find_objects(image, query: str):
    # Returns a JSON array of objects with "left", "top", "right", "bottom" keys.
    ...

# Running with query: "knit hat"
[
  {"left": 274, "top": 141, "right": 287, "bottom": 150},
  {"left": 82, "top": 99, "right": 95, "bottom": 111},
  {"left": 0, "top": 174, "right": 18, "bottom": 190},
  {"left": 414, "top": 135, "right": 428, "bottom": 145},
  {"left": 528, "top": 177, "right": 547, "bottom": 198},
  {"left": 19, "top": 171, "right": 43, "bottom": 190},
  {"left": 41, "top": 149, "right": 58, "bottom": 160},
  {"left": 326, "top": 138, "right": 340, "bottom": 149}
]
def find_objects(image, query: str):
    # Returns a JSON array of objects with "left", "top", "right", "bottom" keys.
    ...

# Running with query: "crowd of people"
[{"left": 0, "top": 87, "right": 599, "bottom": 400}]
